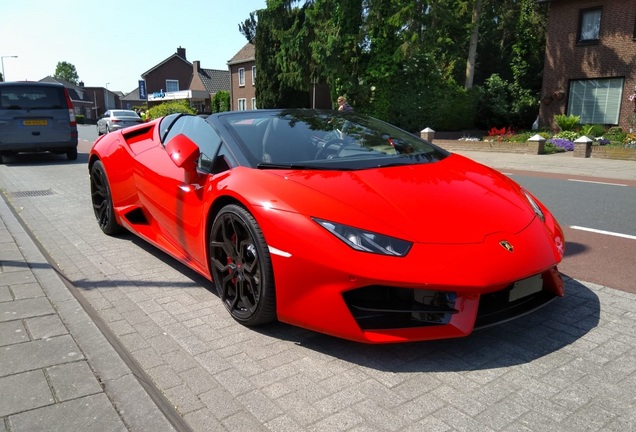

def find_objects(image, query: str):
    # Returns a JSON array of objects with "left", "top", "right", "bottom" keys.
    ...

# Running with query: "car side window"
[{"left": 163, "top": 115, "right": 222, "bottom": 173}]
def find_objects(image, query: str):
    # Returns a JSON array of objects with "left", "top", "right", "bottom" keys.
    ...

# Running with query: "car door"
[{"left": 133, "top": 115, "right": 222, "bottom": 271}]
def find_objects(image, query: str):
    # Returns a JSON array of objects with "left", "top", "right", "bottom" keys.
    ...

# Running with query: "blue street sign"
[{"left": 139, "top": 80, "right": 147, "bottom": 100}]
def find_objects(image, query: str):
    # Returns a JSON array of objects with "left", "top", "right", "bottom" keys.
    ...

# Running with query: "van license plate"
[{"left": 23, "top": 120, "right": 48, "bottom": 126}]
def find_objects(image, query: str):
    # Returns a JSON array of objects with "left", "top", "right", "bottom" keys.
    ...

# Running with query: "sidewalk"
[
  {"left": 0, "top": 196, "right": 178, "bottom": 431},
  {"left": 0, "top": 150, "right": 634, "bottom": 431},
  {"left": 453, "top": 150, "right": 636, "bottom": 182}
]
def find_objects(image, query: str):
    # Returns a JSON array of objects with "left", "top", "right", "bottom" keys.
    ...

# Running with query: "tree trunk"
[{"left": 465, "top": 0, "right": 483, "bottom": 90}]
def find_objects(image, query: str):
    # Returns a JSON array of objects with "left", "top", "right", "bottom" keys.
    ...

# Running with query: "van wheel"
[
  {"left": 0, "top": 153, "right": 4, "bottom": 164},
  {"left": 67, "top": 148, "right": 78, "bottom": 160}
]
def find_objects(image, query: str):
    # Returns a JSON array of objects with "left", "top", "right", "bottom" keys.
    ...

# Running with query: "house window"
[
  {"left": 166, "top": 80, "right": 179, "bottom": 92},
  {"left": 238, "top": 98, "right": 247, "bottom": 110},
  {"left": 252, "top": 66, "right": 256, "bottom": 85},
  {"left": 578, "top": 8, "right": 601, "bottom": 43},
  {"left": 239, "top": 68, "right": 245, "bottom": 87},
  {"left": 567, "top": 78, "right": 623, "bottom": 124},
  {"left": 251, "top": 98, "right": 257, "bottom": 109}
]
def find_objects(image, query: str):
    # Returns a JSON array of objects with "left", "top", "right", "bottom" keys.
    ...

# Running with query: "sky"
[{"left": 0, "top": 0, "right": 266, "bottom": 94}]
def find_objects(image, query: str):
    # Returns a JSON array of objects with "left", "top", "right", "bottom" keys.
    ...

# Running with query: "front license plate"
[
  {"left": 509, "top": 274, "right": 543, "bottom": 302},
  {"left": 23, "top": 119, "right": 48, "bottom": 126}
]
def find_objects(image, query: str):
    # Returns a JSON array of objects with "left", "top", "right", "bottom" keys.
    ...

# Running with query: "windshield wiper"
[{"left": 257, "top": 162, "right": 326, "bottom": 170}]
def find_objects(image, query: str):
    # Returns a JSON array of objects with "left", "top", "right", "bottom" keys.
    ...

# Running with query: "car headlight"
[
  {"left": 523, "top": 189, "right": 545, "bottom": 222},
  {"left": 313, "top": 218, "right": 412, "bottom": 256}
]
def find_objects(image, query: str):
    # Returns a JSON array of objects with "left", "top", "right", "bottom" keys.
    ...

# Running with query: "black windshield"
[{"left": 217, "top": 109, "right": 449, "bottom": 170}]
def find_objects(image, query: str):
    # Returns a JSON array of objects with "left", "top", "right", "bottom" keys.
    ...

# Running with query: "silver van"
[{"left": 0, "top": 81, "right": 78, "bottom": 163}]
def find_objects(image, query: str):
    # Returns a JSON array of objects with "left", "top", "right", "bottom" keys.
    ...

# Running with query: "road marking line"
[
  {"left": 570, "top": 225, "right": 636, "bottom": 240},
  {"left": 568, "top": 179, "right": 628, "bottom": 187}
]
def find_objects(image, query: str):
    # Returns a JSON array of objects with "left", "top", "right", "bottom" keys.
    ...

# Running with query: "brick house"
[
  {"left": 38, "top": 77, "right": 106, "bottom": 122},
  {"left": 538, "top": 0, "right": 636, "bottom": 131},
  {"left": 228, "top": 42, "right": 257, "bottom": 111},
  {"left": 142, "top": 47, "right": 230, "bottom": 113}
]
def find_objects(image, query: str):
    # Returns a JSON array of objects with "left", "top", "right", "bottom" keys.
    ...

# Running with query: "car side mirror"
[{"left": 166, "top": 133, "right": 200, "bottom": 172}]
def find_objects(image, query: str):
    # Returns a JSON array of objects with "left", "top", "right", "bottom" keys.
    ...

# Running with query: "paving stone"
[
  {"left": 0, "top": 320, "right": 29, "bottom": 346},
  {"left": 25, "top": 314, "right": 67, "bottom": 340},
  {"left": 10, "top": 282, "right": 45, "bottom": 300},
  {"left": 0, "top": 297, "right": 53, "bottom": 322},
  {"left": 0, "top": 286, "right": 13, "bottom": 302},
  {"left": 46, "top": 361, "right": 103, "bottom": 402},
  {"left": 0, "top": 334, "right": 84, "bottom": 376},
  {"left": 7, "top": 393, "right": 126, "bottom": 432},
  {"left": 0, "top": 370, "right": 54, "bottom": 416}
]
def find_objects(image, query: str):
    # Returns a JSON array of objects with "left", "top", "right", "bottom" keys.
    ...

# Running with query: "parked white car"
[{"left": 96, "top": 110, "right": 142, "bottom": 135}]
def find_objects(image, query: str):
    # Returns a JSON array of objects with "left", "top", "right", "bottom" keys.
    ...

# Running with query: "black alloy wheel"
[
  {"left": 210, "top": 204, "right": 276, "bottom": 326},
  {"left": 90, "top": 160, "right": 124, "bottom": 235}
]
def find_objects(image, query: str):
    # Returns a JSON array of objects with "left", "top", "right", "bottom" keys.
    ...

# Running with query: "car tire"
[
  {"left": 90, "top": 160, "right": 124, "bottom": 235},
  {"left": 106, "top": 125, "right": 110, "bottom": 134},
  {"left": 67, "top": 147, "right": 78, "bottom": 161},
  {"left": 210, "top": 204, "right": 276, "bottom": 326},
  {"left": 97, "top": 124, "right": 102, "bottom": 136}
]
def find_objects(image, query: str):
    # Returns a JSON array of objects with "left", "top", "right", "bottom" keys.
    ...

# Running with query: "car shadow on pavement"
[
  {"left": 564, "top": 241, "right": 587, "bottom": 257},
  {"left": 0, "top": 152, "right": 89, "bottom": 166},
  {"left": 257, "top": 276, "right": 600, "bottom": 373}
]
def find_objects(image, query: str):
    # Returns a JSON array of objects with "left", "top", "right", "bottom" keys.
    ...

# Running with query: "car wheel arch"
[
  {"left": 207, "top": 198, "right": 277, "bottom": 326},
  {"left": 204, "top": 196, "right": 249, "bottom": 264}
]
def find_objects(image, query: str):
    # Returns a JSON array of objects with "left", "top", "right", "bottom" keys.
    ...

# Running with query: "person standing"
[{"left": 337, "top": 96, "right": 353, "bottom": 111}]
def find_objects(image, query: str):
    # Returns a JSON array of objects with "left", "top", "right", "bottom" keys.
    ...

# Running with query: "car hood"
[{"left": 252, "top": 154, "right": 537, "bottom": 244}]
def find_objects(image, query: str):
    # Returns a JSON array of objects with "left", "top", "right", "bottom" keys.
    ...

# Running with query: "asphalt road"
[{"left": 509, "top": 173, "right": 636, "bottom": 294}]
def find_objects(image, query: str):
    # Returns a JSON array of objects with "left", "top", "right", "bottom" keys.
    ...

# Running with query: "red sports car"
[{"left": 89, "top": 109, "right": 565, "bottom": 344}]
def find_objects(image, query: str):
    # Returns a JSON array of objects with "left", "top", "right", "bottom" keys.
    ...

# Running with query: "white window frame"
[
  {"left": 578, "top": 8, "right": 601, "bottom": 43},
  {"left": 251, "top": 98, "right": 257, "bottom": 110},
  {"left": 567, "top": 78, "right": 623, "bottom": 125},
  {"left": 238, "top": 68, "right": 245, "bottom": 87},
  {"left": 166, "top": 79, "right": 179, "bottom": 92},
  {"left": 238, "top": 98, "right": 247, "bottom": 111},
  {"left": 252, "top": 66, "right": 256, "bottom": 85}
]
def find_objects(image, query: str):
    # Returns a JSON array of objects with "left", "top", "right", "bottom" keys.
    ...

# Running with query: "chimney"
[
  {"left": 177, "top": 46, "right": 186, "bottom": 59},
  {"left": 79, "top": 81, "right": 84, "bottom": 87},
  {"left": 193, "top": 60, "right": 200, "bottom": 74}
]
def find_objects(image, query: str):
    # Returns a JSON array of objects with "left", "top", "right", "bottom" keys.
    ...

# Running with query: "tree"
[
  {"left": 54, "top": 61, "right": 79, "bottom": 85},
  {"left": 241, "top": 0, "right": 548, "bottom": 131},
  {"left": 465, "top": 0, "right": 483, "bottom": 89},
  {"left": 211, "top": 91, "right": 230, "bottom": 113}
]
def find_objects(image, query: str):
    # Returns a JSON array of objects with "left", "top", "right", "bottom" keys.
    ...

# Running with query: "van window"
[{"left": 0, "top": 85, "right": 66, "bottom": 110}]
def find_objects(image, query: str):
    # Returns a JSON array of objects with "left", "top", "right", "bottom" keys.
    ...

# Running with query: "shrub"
[
  {"left": 473, "top": 74, "right": 539, "bottom": 130},
  {"left": 553, "top": 130, "right": 579, "bottom": 141},
  {"left": 147, "top": 100, "right": 196, "bottom": 120},
  {"left": 604, "top": 126, "right": 626, "bottom": 145},
  {"left": 211, "top": 91, "right": 230, "bottom": 113},
  {"left": 580, "top": 124, "right": 605, "bottom": 137},
  {"left": 75, "top": 114, "right": 85, "bottom": 124},
  {"left": 623, "top": 133, "right": 636, "bottom": 148},
  {"left": 554, "top": 114, "right": 580, "bottom": 131}
]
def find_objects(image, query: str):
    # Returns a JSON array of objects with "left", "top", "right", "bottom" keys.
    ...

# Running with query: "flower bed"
[{"left": 431, "top": 138, "right": 636, "bottom": 161}]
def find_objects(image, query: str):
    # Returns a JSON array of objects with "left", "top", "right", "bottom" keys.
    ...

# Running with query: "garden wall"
[{"left": 429, "top": 139, "right": 636, "bottom": 161}]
